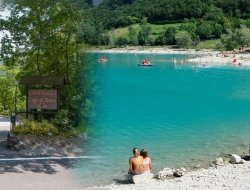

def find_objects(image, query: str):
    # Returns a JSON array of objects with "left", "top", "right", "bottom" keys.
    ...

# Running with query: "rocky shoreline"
[
  {"left": 156, "top": 154, "right": 248, "bottom": 180},
  {"left": 106, "top": 154, "right": 250, "bottom": 190},
  {"left": 5, "top": 133, "right": 85, "bottom": 157}
]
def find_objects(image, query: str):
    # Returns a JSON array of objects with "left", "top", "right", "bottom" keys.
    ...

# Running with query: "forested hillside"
[
  {"left": 79, "top": 0, "right": 250, "bottom": 49},
  {"left": 93, "top": 0, "right": 249, "bottom": 28}
]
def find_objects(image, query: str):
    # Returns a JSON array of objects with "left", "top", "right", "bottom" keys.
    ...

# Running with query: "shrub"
[
  {"left": 175, "top": 31, "right": 193, "bottom": 48},
  {"left": 12, "top": 120, "right": 59, "bottom": 136},
  {"left": 115, "top": 36, "right": 129, "bottom": 46},
  {"left": 51, "top": 109, "right": 74, "bottom": 132},
  {"left": 12, "top": 119, "right": 80, "bottom": 137}
]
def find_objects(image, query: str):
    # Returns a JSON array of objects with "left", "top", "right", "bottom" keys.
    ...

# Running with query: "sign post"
[
  {"left": 10, "top": 112, "right": 16, "bottom": 129},
  {"left": 28, "top": 89, "right": 58, "bottom": 111},
  {"left": 19, "top": 76, "right": 65, "bottom": 119}
]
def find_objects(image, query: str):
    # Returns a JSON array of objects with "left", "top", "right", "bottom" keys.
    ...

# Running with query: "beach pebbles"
[{"left": 229, "top": 154, "right": 242, "bottom": 164}]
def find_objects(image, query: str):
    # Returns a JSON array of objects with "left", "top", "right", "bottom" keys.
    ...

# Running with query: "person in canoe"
[{"left": 143, "top": 58, "right": 150, "bottom": 65}]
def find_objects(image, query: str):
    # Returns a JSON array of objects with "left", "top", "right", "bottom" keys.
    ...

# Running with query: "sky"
[{"left": 0, "top": 7, "right": 10, "bottom": 47}]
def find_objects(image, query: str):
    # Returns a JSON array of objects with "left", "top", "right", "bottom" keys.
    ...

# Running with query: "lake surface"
[{"left": 75, "top": 53, "right": 250, "bottom": 187}]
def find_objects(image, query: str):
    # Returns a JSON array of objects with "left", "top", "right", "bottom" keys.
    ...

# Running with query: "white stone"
[
  {"left": 214, "top": 158, "right": 224, "bottom": 165},
  {"left": 229, "top": 154, "right": 241, "bottom": 164},
  {"left": 173, "top": 168, "right": 187, "bottom": 177},
  {"left": 180, "top": 167, "right": 187, "bottom": 172},
  {"left": 157, "top": 168, "right": 174, "bottom": 179},
  {"left": 239, "top": 159, "right": 246, "bottom": 164},
  {"left": 132, "top": 173, "right": 154, "bottom": 184}
]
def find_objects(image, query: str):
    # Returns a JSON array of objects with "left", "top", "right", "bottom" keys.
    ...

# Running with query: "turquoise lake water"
[{"left": 75, "top": 53, "right": 250, "bottom": 187}]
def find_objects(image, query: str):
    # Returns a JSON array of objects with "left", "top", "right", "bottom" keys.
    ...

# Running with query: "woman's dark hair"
[{"left": 140, "top": 149, "right": 148, "bottom": 158}]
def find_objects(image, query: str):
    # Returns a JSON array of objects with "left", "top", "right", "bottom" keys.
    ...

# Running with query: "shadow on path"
[
  {"left": 0, "top": 130, "right": 9, "bottom": 139},
  {"left": 0, "top": 137, "right": 79, "bottom": 174},
  {"left": 0, "top": 138, "right": 79, "bottom": 175},
  {"left": 0, "top": 158, "right": 78, "bottom": 174}
]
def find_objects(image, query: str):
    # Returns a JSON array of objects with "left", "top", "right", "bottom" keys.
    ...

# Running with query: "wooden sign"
[{"left": 28, "top": 89, "right": 58, "bottom": 110}]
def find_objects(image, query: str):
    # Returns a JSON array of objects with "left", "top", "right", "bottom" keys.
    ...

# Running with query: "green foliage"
[
  {"left": 213, "top": 23, "right": 224, "bottom": 38},
  {"left": 12, "top": 120, "right": 60, "bottom": 136},
  {"left": 235, "top": 26, "right": 250, "bottom": 49},
  {"left": 162, "top": 27, "right": 177, "bottom": 45},
  {"left": 52, "top": 109, "right": 74, "bottom": 132},
  {"left": 220, "top": 30, "right": 238, "bottom": 50},
  {"left": 175, "top": 31, "right": 193, "bottom": 48},
  {"left": 220, "top": 26, "right": 250, "bottom": 50},
  {"left": 147, "top": 34, "right": 155, "bottom": 45},
  {"left": 0, "top": 65, "right": 24, "bottom": 113},
  {"left": 0, "top": 66, "right": 16, "bottom": 112},
  {"left": 128, "top": 26, "right": 138, "bottom": 45},
  {"left": 196, "top": 21, "right": 213, "bottom": 39},
  {"left": 108, "top": 29, "right": 115, "bottom": 46},
  {"left": 196, "top": 39, "right": 221, "bottom": 50},
  {"left": 1, "top": 1, "right": 80, "bottom": 74},
  {"left": 87, "top": 0, "right": 249, "bottom": 30},
  {"left": 138, "top": 18, "right": 153, "bottom": 45},
  {"left": 203, "top": 6, "right": 221, "bottom": 21},
  {"left": 0, "top": 0, "right": 92, "bottom": 128},
  {"left": 115, "top": 36, "right": 129, "bottom": 46},
  {"left": 75, "top": 0, "right": 250, "bottom": 48},
  {"left": 12, "top": 119, "right": 79, "bottom": 136},
  {"left": 69, "top": 54, "right": 96, "bottom": 128},
  {"left": 78, "top": 22, "right": 102, "bottom": 45}
]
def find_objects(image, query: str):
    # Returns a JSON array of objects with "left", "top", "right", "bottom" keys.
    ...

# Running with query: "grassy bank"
[
  {"left": 195, "top": 39, "right": 221, "bottom": 50},
  {"left": 113, "top": 23, "right": 190, "bottom": 38}
]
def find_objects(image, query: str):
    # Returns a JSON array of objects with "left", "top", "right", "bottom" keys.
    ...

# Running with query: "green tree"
[
  {"left": 235, "top": 26, "right": 250, "bottom": 50},
  {"left": 115, "top": 36, "right": 128, "bottom": 46},
  {"left": 108, "top": 28, "right": 115, "bottom": 46},
  {"left": 0, "top": 0, "right": 86, "bottom": 127},
  {"left": 78, "top": 22, "right": 101, "bottom": 45},
  {"left": 213, "top": 23, "right": 224, "bottom": 38},
  {"left": 175, "top": 31, "right": 193, "bottom": 48},
  {"left": 162, "top": 27, "right": 176, "bottom": 45},
  {"left": 138, "top": 17, "right": 153, "bottom": 45},
  {"left": 1, "top": 0, "right": 80, "bottom": 79},
  {"left": 196, "top": 21, "right": 213, "bottom": 39},
  {"left": 0, "top": 66, "right": 24, "bottom": 113},
  {"left": 220, "top": 30, "right": 238, "bottom": 50},
  {"left": 128, "top": 26, "right": 138, "bottom": 45}
]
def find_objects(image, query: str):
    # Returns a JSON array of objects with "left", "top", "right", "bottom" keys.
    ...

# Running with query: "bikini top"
[{"left": 143, "top": 157, "right": 150, "bottom": 165}]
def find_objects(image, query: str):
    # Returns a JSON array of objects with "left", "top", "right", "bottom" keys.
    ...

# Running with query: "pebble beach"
[
  {"left": 92, "top": 47, "right": 250, "bottom": 66},
  {"left": 106, "top": 161, "right": 250, "bottom": 190}
]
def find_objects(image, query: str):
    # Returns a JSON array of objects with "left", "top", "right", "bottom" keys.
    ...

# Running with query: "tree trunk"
[
  {"left": 36, "top": 46, "right": 42, "bottom": 76},
  {"left": 65, "top": 33, "right": 70, "bottom": 84}
]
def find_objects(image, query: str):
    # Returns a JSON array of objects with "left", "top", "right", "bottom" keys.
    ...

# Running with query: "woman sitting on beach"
[{"left": 140, "top": 149, "right": 152, "bottom": 173}]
